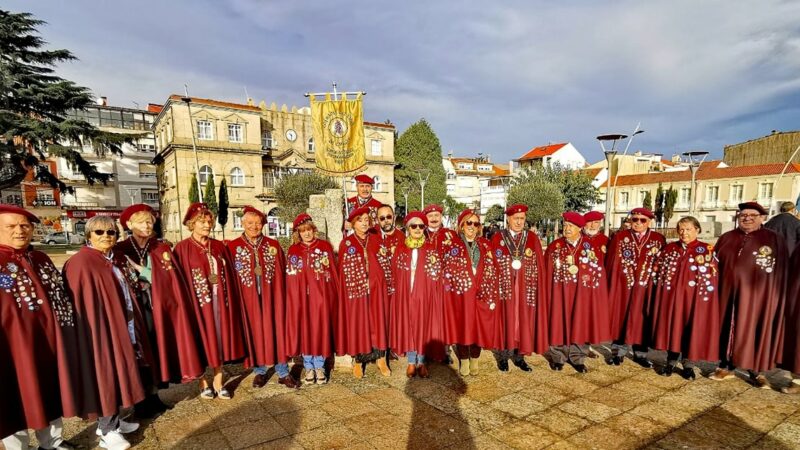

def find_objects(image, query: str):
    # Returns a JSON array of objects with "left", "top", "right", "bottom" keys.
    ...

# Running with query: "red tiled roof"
[
  {"left": 602, "top": 161, "right": 800, "bottom": 188},
  {"left": 580, "top": 167, "right": 603, "bottom": 179},
  {"left": 147, "top": 103, "right": 163, "bottom": 114},
  {"left": 661, "top": 159, "right": 675, "bottom": 166},
  {"left": 167, "top": 95, "right": 262, "bottom": 112},
  {"left": 519, "top": 143, "right": 567, "bottom": 160}
]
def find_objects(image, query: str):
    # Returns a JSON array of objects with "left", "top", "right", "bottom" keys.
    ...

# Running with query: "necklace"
[
  {"left": 405, "top": 236, "right": 425, "bottom": 249},
  {"left": 502, "top": 230, "right": 527, "bottom": 270},
  {"left": 565, "top": 237, "right": 581, "bottom": 275},
  {"left": 353, "top": 233, "right": 369, "bottom": 271},
  {"left": 244, "top": 234, "right": 265, "bottom": 276},
  {"left": 130, "top": 236, "right": 150, "bottom": 264},
  {"left": 191, "top": 236, "right": 219, "bottom": 284}
]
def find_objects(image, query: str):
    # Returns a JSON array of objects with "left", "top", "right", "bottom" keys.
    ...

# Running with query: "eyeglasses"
[
  {"left": 407, "top": 223, "right": 425, "bottom": 230},
  {"left": 630, "top": 217, "right": 649, "bottom": 224},
  {"left": 739, "top": 214, "right": 761, "bottom": 220},
  {"left": 92, "top": 229, "right": 118, "bottom": 236},
  {"left": 378, "top": 215, "right": 393, "bottom": 221},
  {"left": 463, "top": 220, "right": 480, "bottom": 227}
]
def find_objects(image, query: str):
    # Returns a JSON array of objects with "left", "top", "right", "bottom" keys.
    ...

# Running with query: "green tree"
[
  {"left": 188, "top": 172, "right": 200, "bottom": 203},
  {"left": 508, "top": 180, "right": 564, "bottom": 228},
  {"left": 442, "top": 195, "right": 467, "bottom": 226},
  {"left": 203, "top": 176, "right": 218, "bottom": 217},
  {"left": 218, "top": 176, "right": 229, "bottom": 238},
  {"left": 485, "top": 204, "right": 505, "bottom": 226},
  {"left": 274, "top": 172, "right": 338, "bottom": 225},
  {"left": 513, "top": 163, "right": 600, "bottom": 211},
  {"left": 0, "top": 10, "right": 135, "bottom": 191},
  {"left": 654, "top": 184, "right": 665, "bottom": 226},
  {"left": 664, "top": 186, "right": 678, "bottom": 225},
  {"left": 643, "top": 191, "right": 652, "bottom": 210},
  {"left": 394, "top": 119, "right": 446, "bottom": 212}
]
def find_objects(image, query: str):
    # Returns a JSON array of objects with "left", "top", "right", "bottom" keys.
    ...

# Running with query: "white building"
[
  {"left": 516, "top": 142, "right": 586, "bottom": 170},
  {"left": 443, "top": 154, "right": 511, "bottom": 219}
]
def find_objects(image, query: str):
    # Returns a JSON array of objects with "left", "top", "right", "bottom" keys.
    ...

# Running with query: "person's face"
[
  {"left": 677, "top": 222, "right": 699, "bottom": 244},
  {"left": 191, "top": 215, "right": 213, "bottom": 238},
  {"left": 299, "top": 224, "right": 315, "bottom": 243},
  {"left": 243, "top": 213, "right": 264, "bottom": 239},
  {"left": 738, "top": 209, "right": 764, "bottom": 233},
  {"left": 426, "top": 211, "right": 442, "bottom": 229},
  {"left": 353, "top": 213, "right": 370, "bottom": 236},
  {"left": 357, "top": 182, "right": 372, "bottom": 199},
  {"left": 509, "top": 212, "right": 526, "bottom": 233},
  {"left": 630, "top": 214, "right": 650, "bottom": 233},
  {"left": 461, "top": 214, "right": 480, "bottom": 240},
  {"left": 0, "top": 213, "right": 34, "bottom": 250},
  {"left": 564, "top": 222, "right": 581, "bottom": 241},
  {"left": 407, "top": 218, "right": 425, "bottom": 239},
  {"left": 128, "top": 215, "right": 154, "bottom": 239},
  {"left": 377, "top": 207, "right": 395, "bottom": 233},
  {"left": 89, "top": 223, "right": 118, "bottom": 253},
  {"left": 584, "top": 220, "right": 602, "bottom": 235},
  {"left": 623, "top": 219, "right": 632, "bottom": 230}
]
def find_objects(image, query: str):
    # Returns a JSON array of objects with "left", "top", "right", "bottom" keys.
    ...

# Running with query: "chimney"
[{"left": 97, "top": 96, "right": 108, "bottom": 106}]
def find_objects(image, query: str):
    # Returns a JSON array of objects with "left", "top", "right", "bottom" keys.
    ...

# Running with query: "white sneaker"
[
  {"left": 95, "top": 419, "right": 139, "bottom": 436},
  {"left": 98, "top": 430, "right": 131, "bottom": 450}
]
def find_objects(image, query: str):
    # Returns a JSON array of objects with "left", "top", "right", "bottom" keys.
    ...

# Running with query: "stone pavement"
[{"left": 5, "top": 351, "right": 800, "bottom": 450}]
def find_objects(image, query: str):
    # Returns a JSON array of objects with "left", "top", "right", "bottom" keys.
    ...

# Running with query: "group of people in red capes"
[{"left": 3, "top": 170, "right": 800, "bottom": 450}]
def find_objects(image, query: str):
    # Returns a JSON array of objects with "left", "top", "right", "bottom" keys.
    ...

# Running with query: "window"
[
  {"left": 233, "top": 213, "right": 243, "bottom": 231},
  {"left": 308, "top": 138, "right": 315, "bottom": 153},
  {"left": 263, "top": 169, "right": 276, "bottom": 188},
  {"left": 680, "top": 187, "right": 691, "bottom": 205},
  {"left": 730, "top": 185, "right": 744, "bottom": 202},
  {"left": 373, "top": 176, "right": 382, "bottom": 191},
  {"left": 705, "top": 186, "right": 719, "bottom": 203},
  {"left": 478, "top": 165, "right": 492, "bottom": 172},
  {"left": 262, "top": 131, "right": 274, "bottom": 149},
  {"left": 639, "top": 190, "right": 648, "bottom": 204},
  {"left": 141, "top": 190, "right": 159, "bottom": 204},
  {"left": 138, "top": 163, "right": 157, "bottom": 179},
  {"left": 228, "top": 123, "right": 243, "bottom": 143},
  {"left": 619, "top": 192, "right": 630, "bottom": 208},
  {"left": 458, "top": 163, "right": 473, "bottom": 170},
  {"left": 199, "top": 165, "right": 213, "bottom": 185},
  {"left": 4, "top": 193, "right": 22, "bottom": 206},
  {"left": 705, "top": 215, "right": 716, "bottom": 223},
  {"left": 759, "top": 182, "right": 774, "bottom": 200},
  {"left": 371, "top": 139, "right": 381, "bottom": 156},
  {"left": 230, "top": 167, "right": 245, "bottom": 186},
  {"left": 197, "top": 120, "right": 213, "bottom": 140}
]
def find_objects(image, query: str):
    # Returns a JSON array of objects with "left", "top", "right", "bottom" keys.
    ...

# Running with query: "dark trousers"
[
  {"left": 456, "top": 344, "right": 481, "bottom": 359},
  {"left": 492, "top": 349, "right": 525, "bottom": 363},
  {"left": 97, "top": 415, "right": 120, "bottom": 436},
  {"left": 549, "top": 345, "right": 588, "bottom": 365}
]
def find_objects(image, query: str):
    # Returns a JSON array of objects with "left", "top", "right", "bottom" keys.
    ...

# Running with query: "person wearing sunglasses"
[
  {"left": 490, "top": 204, "right": 548, "bottom": 373},
  {"left": 711, "top": 202, "right": 788, "bottom": 389},
  {"left": 337, "top": 206, "right": 393, "bottom": 379},
  {"left": 173, "top": 203, "right": 247, "bottom": 401},
  {"left": 605, "top": 207, "right": 666, "bottom": 368},
  {"left": 343, "top": 174, "right": 383, "bottom": 235},
  {"left": 442, "top": 209, "right": 500, "bottom": 376},
  {"left": 546, "top": 212, "right": 611, "bottom": 373},
  {"left": 392, "top": 211, "right": 444, "bottom": 378},
  {"left": 422, "top": 203, "right": 457, "bottom": 363},
  {"left": 63, "top": 215, "right": 150, "bottom": 450},
  {"left": 0, "top": 205, "right": 79, "bottom": 450},
  {"left": 114, "top": 203, "right": 204, "bottom": 417},
  {"left": 582, "top": 210, "right": 609, "bottom": 263}
]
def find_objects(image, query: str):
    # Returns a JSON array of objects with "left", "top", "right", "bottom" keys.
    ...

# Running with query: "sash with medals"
[{"left": 502, "top": 230, "right": 527, "bottom": 270}]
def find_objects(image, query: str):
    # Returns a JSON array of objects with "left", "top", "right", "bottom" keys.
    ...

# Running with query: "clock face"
[{"left": 286, "top": 129, "right": 297, "bottom": 142}]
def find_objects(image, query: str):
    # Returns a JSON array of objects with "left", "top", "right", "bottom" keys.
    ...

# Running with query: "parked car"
[{"left": 41, "top": 232, "right": 82, "bottom": 245}]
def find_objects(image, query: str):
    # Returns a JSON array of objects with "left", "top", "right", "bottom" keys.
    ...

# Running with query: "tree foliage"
[
  {"left": 512, "top": 163, "right": 600, "bottom": 211},
  {"left": 218, "top": 176, "right": 229, "bottom": 233},
  {"left": 442, "top": 195, "right": 467, "bottom": 227},
  {"left": 654, "top": 184, "right": 665, "bottom": 225},
  {"left": 394, "top": 119, "right": 446, "bottom": 212},
  {"left": 508, "top": 180, "right": 564, "bottom": 227},
  {"left": 664, "top": 186, "right": 678, "bottom": 225},
  {"left": 203, "top": 176, "right": 218, "bottom": 217},
  {"left": 188, "top": 172, "right": 199, "bottom": 203},
  {"left": 642, "top": 191, "right": 652, "bottom": 210},
  {"left": 0, "top": 10, "right": 136, "bottom": 191},
  {"left": 485, "top": 204, "right": 505, "bottom": 225},
  {"left": 274, "top": 171, "right": 338, "bottom": 225}
]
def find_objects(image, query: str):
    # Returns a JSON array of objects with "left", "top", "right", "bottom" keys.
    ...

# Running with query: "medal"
[
  {"left": 208, "top": 273, "right": 219, "bottom": 284},
  {"left": 511, "top": 259, "right": 522, "bottom": 270},
  {"left": 566, "top": 255, "right": 574, "bottom": 265},
  {"left": 568, "top": 265, "right": 579, "bottom": 275},
  {"left": 254, "top": 265, "right": 263, "bottom": 276}
]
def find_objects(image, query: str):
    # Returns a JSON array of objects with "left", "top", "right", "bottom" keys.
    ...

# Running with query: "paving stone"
[
  {"left": 168, "top": 429, "right": 231, "bottom": 449},
  {"left": 568, "top": 424, "right": 645, "bottom": 449},
  {"left": 557, "top": 397, "right": 623, "bottom": 423},
  {"left": 581, "top": 387, "right": 644, "bottom": 412},
  {"left": 292, "top": 425, "right": 367, "bottom": 449},
  {"left": 218, "top": 416, "right": 289, "bottom": 449},
  {"left": 343, "top": 411, "right": 402, "bottom": 436},
  {"left": 631, "top": 370, "right": 692, "bottom": 390},
  {"left": 715, "top": 397, "right": 796, "bottom": 433},
  {"left": 318, "top": 395, "right": 381, "bottom": 419},
  {"left": 470, "top": 434, "right": 513, "bottom": 449},
  {"left": 543, "top": 375, "right": 601, "bottom": 396},
  {"left": 272, "top": 407, "right": 336, "bottom": 435},
  {"left": 261, "top": 392, "right": 317, "bottom": 415},
  {"left": 759, "top": 422, "right": 800, "bottom": 449},
  {"left": 608, "top": 378, "right": 667, "bottom": 401},
  {"left": 248, "top": 436, "right": 305, "bottom": 449},
  {"left": 601, "top": 413, "right": 671, "bottom": 445},
  {"left": 522, "top": 385, "right": 570, "bottom": 407},
  {"left": 655, "top": 414, "right": 764, "bottom": 449},
  {"left": 526, "top": 408, "right": 592, "bottom": 437},
  {"left": 628, "top": 399, "right": 703, "bottom": 428},
  {"left": 486, "top": 418, "right": 562, "bottom": 449},
  {"left": 458, "top": 401, "right": 515, "bottom": 431},
  {"left": 490, "top": 392, "right": 549, "bottom": 418}
]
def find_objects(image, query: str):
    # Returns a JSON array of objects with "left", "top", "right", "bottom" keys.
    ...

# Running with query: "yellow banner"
[{"left": 310, "top": 93, "right": 366, "bottom": 174}]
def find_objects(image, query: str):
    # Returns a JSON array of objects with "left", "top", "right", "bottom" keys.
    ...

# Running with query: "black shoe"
[
  {"left": 680, "top": 367, "right": 696, "bottom": 380},
  {"left": 573, "top": 364, "right": 588, "bottom": 373},
  {"left": 661, "top": 364, "right": 675, "bottom": 377},
  {"left": 497, "top": 359, "right": 509, "bottom": 372},
  {"left": 549, "top": 362, "right": 563, "bottom": 371},
  {"left": 135, "top": 394, "right": 171, "bottom": 419},
  {"left": 513, "top": 359, "right": 533, "bottom": 372},
  {"left": 613, "top": 355, "right": 623, "bottom": 366},
  {"left": 252, "top": 373, "right": 268, "bottom": 388},
  {"left": 605, "top": 357, "right": 614, "bottom": 365},
  {"left": 633, "top": 355, "right": 653, "bottom": 368}
]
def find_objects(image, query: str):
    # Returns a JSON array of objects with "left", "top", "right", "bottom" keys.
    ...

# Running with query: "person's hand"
[{"left": 125, "top": 255, "right": 144, "bottom": 274}]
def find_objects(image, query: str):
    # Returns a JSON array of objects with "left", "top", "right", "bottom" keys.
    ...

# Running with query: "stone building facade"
[{"left": 723, "top": 130, "right": 800, "bottom": 166}]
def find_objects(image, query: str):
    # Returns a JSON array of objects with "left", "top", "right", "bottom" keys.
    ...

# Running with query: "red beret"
[
  {"left": 183, "top": 202, "right": 211, "bottom": 225},
  {"left": 0, "top": 205, "right": 40, "bottom": 223},
  {"left": 348, "top": 206, "right": 371, "bottom": 223},
  {"left": 457, "top": 209, "right": 478, "bottom": 228},
  {"left": 423, "top": 204, "right": 443, "bottom": 215},
  {"left": 738, "top": 202, "right": 767, "bottom": 215},
  {"left": 120, "top": 204, "right": 155, "bottom": 230},
  {"left": 630, "top": 207, "right": 655, "bottom": 219},
  {"left": 562, "top": 211, "right": 586, "bottom": 228},
  {"left": 505, "top": 204, "right": 528, "bottom": 216},
  {"left": 293, "top": 213, "right": 312, "bottom": 229},
  {"left": 404, "top": 211, "right": 428, "bottom": 226},
  {"left": 354, "top": 174, "right": 374, "bottom": 184},
  {"left": 242, "top": 205, "right": 266, "bottom": 223},
  {"left": 583, "top": 211, "right": 604, "bottom": 222}
]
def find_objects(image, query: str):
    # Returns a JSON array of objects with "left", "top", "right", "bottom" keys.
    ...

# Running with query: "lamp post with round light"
[
  {"left": 597, "top": 134, "right": 627, "bottom": 233},
  {"left": 682, "top": 151, "right": 709, "bottom": 216}
]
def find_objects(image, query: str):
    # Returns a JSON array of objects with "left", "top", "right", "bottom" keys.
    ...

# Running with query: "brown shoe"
[
  {"left": 417, "top": 364, "right": 430, "bottom": 378},
  {"left": 353, "top": 362, "right": 364, "bottom": 379},
  {"left": 709, "top": 368, "right": 736, "bottom": 381},
  {"left": 278, "top": 376, "right": 300, "bottom": 389},
  {"left": 406, "top": 364, "right": 416, "bottom": 378},
  {"left": 376, "top": 357, "right": 392, "bottom": 377},
  {"left": 252, "top": 373, "right": 268, "bottom": 388},
  {"left": 782, "top": 382, "right": 800, "bottom": 394},
  {"left": 753, "top": 374, "right": 773, "bottom": 390}
]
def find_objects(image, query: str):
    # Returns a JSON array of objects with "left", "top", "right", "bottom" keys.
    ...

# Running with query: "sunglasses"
[
  {"left": 739, "top": 214, "right": 760, "bottom": 220},
  {"left": 463, "top": 220, "right": 480, "bottom": 227},
  {"left": 630, "top": 217, "right": 649, "bottom": 224},
  {"left": 92, "top": 229, "right": 118, "bottom": 236},
  {"left": 379, "top": 215, "right": 393, "bottom": 221},
  {"left": 407, "top": 223, "right": 425, "bottom": 230}
]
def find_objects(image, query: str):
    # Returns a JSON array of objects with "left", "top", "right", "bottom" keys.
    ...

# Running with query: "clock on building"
[{"left": 285, "top": 129, "right": 297, "bottom": 142}]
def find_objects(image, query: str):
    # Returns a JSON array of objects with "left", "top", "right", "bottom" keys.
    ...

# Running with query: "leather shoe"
[
  {"left": 752, "top": 373, "right": 772, "bottom": 390},
  {"left": 782, "top": 383, "right": 800, "bottom": 394},
  {"left": 278, "top": 376, "right": 300, "bottom": 389},
  {"left": 353, "top": 362, "right": 364, "bottom": 379},
  {"left": 252, "top": 373, "right": 268, "bottom": 388},
  {"left": 661, "top": 364, "right": 675, "bottom": 377},
  {"left": 406, "top": 364, "right": 416, "bottom": 378},
  {"left": 417, "top": 364, "right": 430, "bottom": 378},
  {"left": 573, "top": 364, "right": 588, "bottom": 373},
  {"left": 497, "top": 359, "right": 509, "bottom": 372},
  {"left": 549, "top": 362, "right": 563, "bottom": 371},
  {"left": 633, "top": 355, "right": 652, "bottom": 368},
  {"left": 709, "top": 368, "right": 736, "bottom": 381},
  {"left": 513, "top": 359, "right": 533, "bottom": 372},
  {"left": 680, "top": 367, "right": 696, "bottom": 380},
  {"left": 613, "top": 355, "right": 623, "bottom": 366}
]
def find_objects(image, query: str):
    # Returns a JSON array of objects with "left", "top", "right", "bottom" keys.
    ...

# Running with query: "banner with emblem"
[{"left": 309, "top": 93, "right": 366, "bottom": 174}]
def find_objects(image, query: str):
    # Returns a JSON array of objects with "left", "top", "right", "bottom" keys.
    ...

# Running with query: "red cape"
[
  {"left": 173, "top": 238, "right": 248, "bottom": 367},
  {"left": 390, "top": 241, "right": 445, "bottom": 358},
  {"left": 715, "top": 228, "right": 787, "bottom": 372},
  {"left": 63, "top": 246, "right": 148, "bottom": 418},
  {"left": 606, "top": 229, "right": 666, "bottom": 345},
  {"left": 336, "top": 233, "right": 391, "bottom": 355},
  {"left": 284, "top": 239, "right": 338, "bottom": 358},
  {"left": 545, "top": 237, "right": 612, "bottom": 346},
  {"left": 346, "top": 196, "right": 383, "bottom": 224},
  {"left": 228, "top": 235, "right": 287, "bottom": 366},
  {"left": 582, "top": 232, "right": 609, "bottom": 263},
  {"left": 782, "top": 242, "right": 800, "bottom": 374},
  {"left": 0, "top": 246, "right": 78, "bottom": 437},
  {"left": 650, "top": 240, "right": 720, "bottom": 362},
  {"left": 379, "top": 229, "right": 405, "bottom": 298},
  {"left": 115, "top": 238, "right": 205, "bottom": 383},
  {"left": 490, "top": 230, "right": 549, "bottom": 355}
]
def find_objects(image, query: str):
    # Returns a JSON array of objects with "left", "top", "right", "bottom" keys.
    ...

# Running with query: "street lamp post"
[
  {"left": 402, "top": 187, "right": 409, "bottom": 216},
  {"left": 597, "top": 134, "right": 628, "bottom": 233},
  {"left": 682, "top": 151, "right": 709, "bottom": 216},
  {"left": 418, "top": 169, "right": 431, "bottom": 208}
]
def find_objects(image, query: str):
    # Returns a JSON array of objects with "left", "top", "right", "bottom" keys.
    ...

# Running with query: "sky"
[{"left": 7, "top": 0, "right": 800, "bottom": 164}]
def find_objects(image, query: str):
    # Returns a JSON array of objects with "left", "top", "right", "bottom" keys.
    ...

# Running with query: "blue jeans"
[
  {"left": 303, "top": 355, "right": 325, "bottom": 370},
  {"left": 407, "top": 351, "right": 425, "bottom": 365},
  {"left": 254, "top": 363, "right": 289, "bottom": 378}
]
